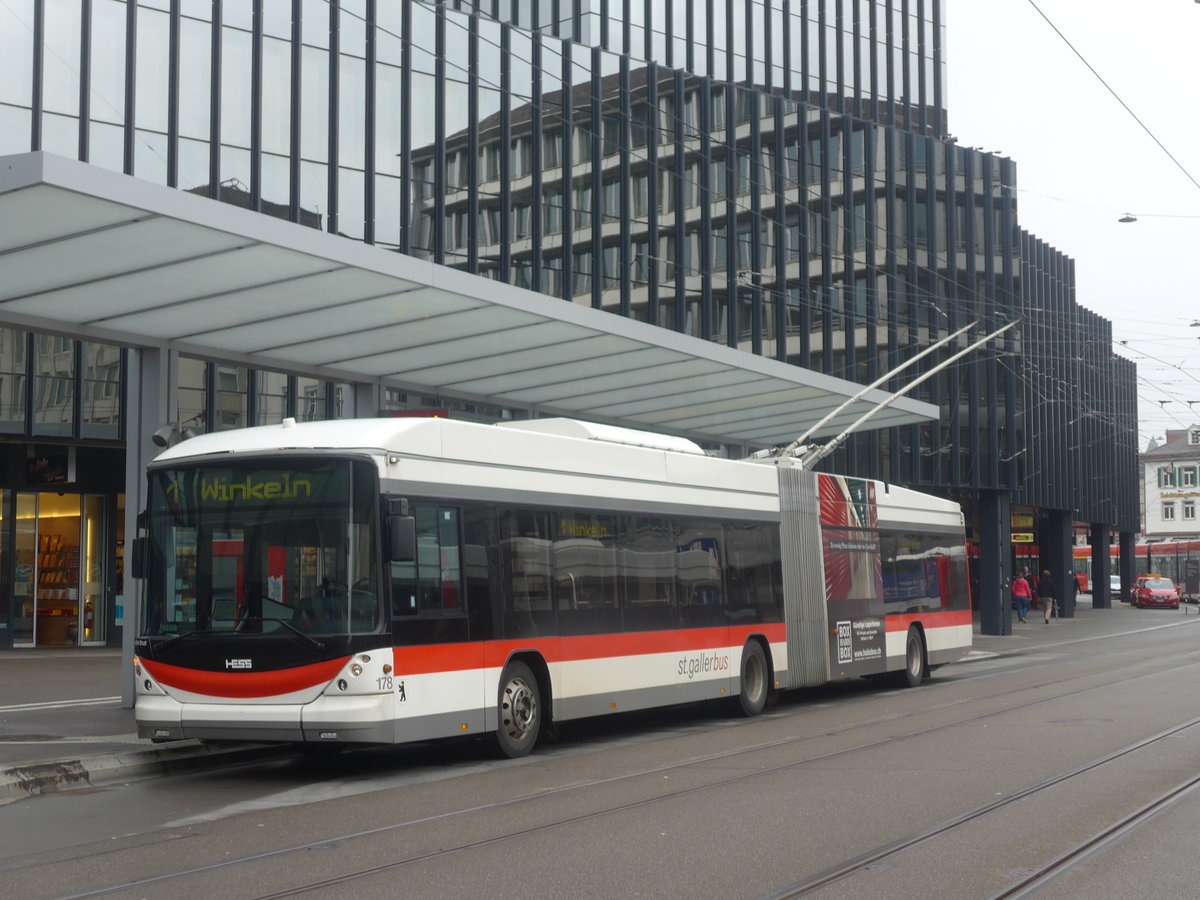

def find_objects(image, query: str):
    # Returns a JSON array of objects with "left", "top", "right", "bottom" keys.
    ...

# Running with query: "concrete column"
[
  {"left": 978, "top": 490, "right": 1013, "bottom": 635},
  {"left": 1118, "top": 531, "right": 1137, "bottom": 603},
  {"left": 1039, "top": 509, "right": 1073, "bottom": 617},
  {"left": 1091, "top": 524, "right": 1112, "bottom": 609},
  {"left": 121, "top": 348, "right": 175, "bottom": 708},
  {"left": 350, "top": 382, "right": 382, "bottom": 418}
]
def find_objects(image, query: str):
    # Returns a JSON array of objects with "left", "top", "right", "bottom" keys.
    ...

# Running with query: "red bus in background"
[{"left": 1073, "top": 541, "right": 1200, "bottom": 601}]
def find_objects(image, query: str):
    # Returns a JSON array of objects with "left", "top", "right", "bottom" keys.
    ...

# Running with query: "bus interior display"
[{"left": 133, "top": 417, "right": 972, "bottom": 758}]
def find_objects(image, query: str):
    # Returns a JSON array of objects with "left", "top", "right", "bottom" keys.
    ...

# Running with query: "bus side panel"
[
  {"left": 393, "top": 644, "right": 488, "bottom": 741},
  {"left": 779, "top": 467, "right": 830, "bottom": 688},
  {"left": 885, "top": 611, "right": 973, "bottom": 669},
  {"left": 547, "top": 627, "right": 784, "bottom": 721}
]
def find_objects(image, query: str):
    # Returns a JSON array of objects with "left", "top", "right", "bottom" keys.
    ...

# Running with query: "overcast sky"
[{"left": 945, "top": 0, "right": 1200, "bottom": 450}]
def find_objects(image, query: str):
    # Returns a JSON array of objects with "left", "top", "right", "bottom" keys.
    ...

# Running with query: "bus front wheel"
[{"left": 493, "top": 661, "right": 541, "bottom": 759}]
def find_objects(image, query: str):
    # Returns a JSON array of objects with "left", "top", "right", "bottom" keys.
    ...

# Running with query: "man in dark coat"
[{"left": 1039, "top": 570, "right": 1057, "bottom": 623}]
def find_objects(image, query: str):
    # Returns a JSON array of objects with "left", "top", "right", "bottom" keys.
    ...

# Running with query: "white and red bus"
[
  {"left": 133, "top": 417, "right": 972, "bottom": 758},
  {"left": 1073, "top": 541, "right": 1200, "bottom": 599}
]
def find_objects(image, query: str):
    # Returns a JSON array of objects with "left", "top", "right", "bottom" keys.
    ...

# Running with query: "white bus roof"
[
  {"left": 496, "top": 418, "right": 707, "bottom": 455},
  {"left": 150, "top": 417, "right": 782, "bottom": 516},
  {"left": 150, "top": 417, "right": 960, "bottom": 529},
  {"left": 152, "top": 416, "right": 708, "bottom": 461}
]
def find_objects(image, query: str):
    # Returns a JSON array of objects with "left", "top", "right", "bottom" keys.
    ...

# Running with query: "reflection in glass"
[
  {"left": 178, "top": 357, "right": 208, "bottom": 434},
  {"left": 256, "top": 371, "right": 290, "bottom": 425},
  {"left": 296, "top": 377, "right": 327, "bottom": 422},
  {"left": 81, "top": 342, "right": 122, "bottom": 440},
  {"left": 214, "top": 363, "right": 248, "bottom": 431},
  {"left": 136, "top": 7, "right": 169, "bottom": 134},
  {"left": 33, "top": 335, "right": 75, "bottom": 437},
  {"left": 42, "top": 3, "right": 81, "bottom": 117},
  {"left": 0, "top": 327, "right": 29, "bottom": 433},
  {"left": 178, "top": 16, "right": 211, "bottom": 142}
]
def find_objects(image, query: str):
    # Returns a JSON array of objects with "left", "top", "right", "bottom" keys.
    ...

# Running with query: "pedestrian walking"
[
  {"left": 1039, "top": 569, "right": 1057, "bottom": 623},
  {"left": 1012, "top": 572, "right": 1032, "bottom": 623},
  {"left": 1020, "top": 567, "right": 1037, "bottom": 611}
]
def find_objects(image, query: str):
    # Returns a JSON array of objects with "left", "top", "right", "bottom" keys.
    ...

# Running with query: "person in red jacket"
[{"left": 1012, "top": 572, "right": 1032, "bottom": 623}]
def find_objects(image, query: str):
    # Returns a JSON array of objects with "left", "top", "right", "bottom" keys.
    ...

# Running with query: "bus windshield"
[{"left": 141, "top": 457, "right": 381, "bottom": 639}]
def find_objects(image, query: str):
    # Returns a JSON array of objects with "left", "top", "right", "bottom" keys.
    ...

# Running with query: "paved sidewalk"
[
  {"left": 2, "top": 595, "right": 1198, "bottom": 804},
  {"left": 970, "top": 593, "right": 1200, "bottom": 658},
  {"left": 0, "top": 649, "right": 283, "bottom": 805}
]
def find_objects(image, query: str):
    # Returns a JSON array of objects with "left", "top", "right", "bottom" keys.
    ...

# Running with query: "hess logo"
[{"left": 225, "top": 658, "right": 253, "bottom": 669}]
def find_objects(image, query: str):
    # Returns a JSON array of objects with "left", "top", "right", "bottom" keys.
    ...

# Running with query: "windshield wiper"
[
  {"left": 155, "top": 629, "right": 209, "bottom": 650},
  {"left": 237, "top": 617, "right": 325, "bottom": 651}
]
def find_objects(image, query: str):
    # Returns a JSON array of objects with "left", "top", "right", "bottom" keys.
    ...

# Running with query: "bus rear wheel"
[
  {"left": 897, "top": 627, "right": 927, "bottom": 688},
  {"left": 736, "top": 641, "right": 769, "bottom": 717},
  {"left": 493, "top": 661, "right": 541, "bottom": 759}
]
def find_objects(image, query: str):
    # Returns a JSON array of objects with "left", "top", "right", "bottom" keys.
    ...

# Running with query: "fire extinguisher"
[{"left": 84, "top": 599, "right": 94, "bottom": 638}]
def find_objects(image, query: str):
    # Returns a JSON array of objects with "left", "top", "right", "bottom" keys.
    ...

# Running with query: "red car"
[{"left": 1131, "top": 576, "right": 1179, "bottom": 609}]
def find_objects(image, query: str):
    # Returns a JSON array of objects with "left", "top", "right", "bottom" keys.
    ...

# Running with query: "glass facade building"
[{"left": 0, "top": 0, "right": 1140, "bottom": 645}]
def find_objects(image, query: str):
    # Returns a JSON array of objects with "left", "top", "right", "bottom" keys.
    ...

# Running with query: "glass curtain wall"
[
  {"left": 0, "top": 0, "right": 1137, "bottom": 515},
  {"left": 448, "top": 1, "right": 946, "bottom": 136},
  {"left": 176, "top": 358, "right": 339, "bottom": 432},
  {"left": 0, "top": 0, "right": 1014, "bottom": 497}
]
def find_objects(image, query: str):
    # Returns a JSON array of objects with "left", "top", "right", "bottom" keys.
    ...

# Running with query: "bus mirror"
[
  {"left": 131, "top": 536, "right": 146, "bottom": 579},
  {"left": 389, "top": 515, "right": 416, "bottom": 562}
]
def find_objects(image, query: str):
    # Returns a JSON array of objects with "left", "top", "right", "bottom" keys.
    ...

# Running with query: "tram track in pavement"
[
  {"left": 39, "top": 643, "right": 1200, "bottom": 900},
  {"left": 985, "top": 768, "right": 1200, "bottom": 899},
  {"left": 760, "top": 714, "right": 1200, "bottom": 898}
]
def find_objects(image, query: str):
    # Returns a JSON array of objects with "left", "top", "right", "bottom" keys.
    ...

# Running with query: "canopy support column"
[{"left": 121, "top": 348, "right": 175, "bottom": 708}]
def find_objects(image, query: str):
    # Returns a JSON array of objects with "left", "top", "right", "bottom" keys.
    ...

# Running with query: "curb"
[{"left": 0, "top": 741, "right": 289, "bottom": 806}]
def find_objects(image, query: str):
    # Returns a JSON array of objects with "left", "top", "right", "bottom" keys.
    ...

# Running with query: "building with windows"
[
  {"left": 0, "top": 1, "right": 1139, "bottom": 650},
  {"left": 1142, "top": 427, "right": 1200, "bottom": 539}
]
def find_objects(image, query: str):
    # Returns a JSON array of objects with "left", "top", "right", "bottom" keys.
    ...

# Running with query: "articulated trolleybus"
[{"left": 133, "top": 417, "right": 972, "bottom": 758}]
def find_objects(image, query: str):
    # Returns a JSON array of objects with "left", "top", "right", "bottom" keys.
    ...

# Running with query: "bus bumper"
[{"left": 136, "top": 693, "right": 396, "bottom": 744}]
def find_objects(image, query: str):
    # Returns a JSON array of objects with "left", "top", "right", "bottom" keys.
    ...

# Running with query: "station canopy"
[{"left": 0, "top": 152, "right": 937, "bottom": 447}]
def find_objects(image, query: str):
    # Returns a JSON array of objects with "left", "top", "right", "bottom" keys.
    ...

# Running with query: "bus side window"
[
  {"left": 622, "top": 517, "right": 678, "bottom": 631},
  {"left": 726, "top": 523, "right": 782, "bottom": 623},
  {"left": 390, "top": 505, "right": 464, "bottom": 618},
  {"left": 677, "top": 521, "right": 725, "bottom": 628},
  {"left": 499, "top": 511, "right": 553, "bottom": 637}
]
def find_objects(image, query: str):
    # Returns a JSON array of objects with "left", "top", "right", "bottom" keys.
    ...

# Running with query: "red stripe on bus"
[
  {"left": 141, "top": 656, "right": 351, "bottom": 698},
  {"left": 884, "top": 609, "right": 973, "bottom": 631},
  {"left": 393, "top": 624, "right": 789, "bottom": 675}
]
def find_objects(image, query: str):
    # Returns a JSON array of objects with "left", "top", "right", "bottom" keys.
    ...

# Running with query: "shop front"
[
  {"left": 1, "top": 446, "right": 126, "bottom": 650},
  {"left": 9, "top": 491, "right": 122, "bottom": 646}
]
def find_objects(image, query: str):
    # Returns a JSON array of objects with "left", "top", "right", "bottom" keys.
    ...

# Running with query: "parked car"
[
  {"left": 1131, "top": 575, "right": 1179, "bottom": 610},
  {"left": 1110, "top": 575, "right": 1122, "bottom": 599}
]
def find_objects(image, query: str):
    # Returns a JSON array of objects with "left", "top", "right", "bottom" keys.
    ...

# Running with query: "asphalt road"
[{"left": 5, "top": 620, "right": 1200, "bottom": 899}]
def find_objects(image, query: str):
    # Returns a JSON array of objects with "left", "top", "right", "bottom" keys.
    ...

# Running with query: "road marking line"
[{"left": 0, "top": 697, "right": 121, "bottom": 712}]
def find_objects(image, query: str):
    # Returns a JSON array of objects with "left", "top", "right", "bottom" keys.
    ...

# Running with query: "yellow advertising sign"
[{"left": 1011, "top": 532, "right": 1034, "bottom": 543}]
